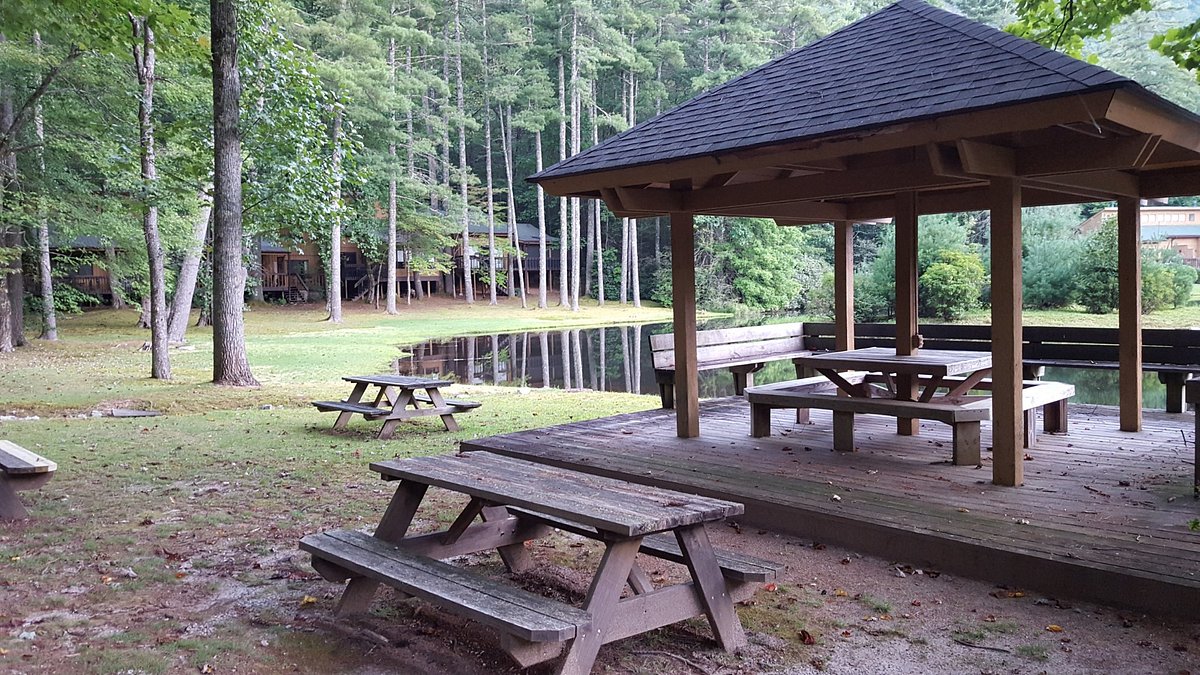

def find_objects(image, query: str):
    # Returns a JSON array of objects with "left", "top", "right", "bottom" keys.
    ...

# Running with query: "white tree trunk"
[
  {"left": 568, "top": 9, "right": 580, "bottom": 312},
  {"left": 132, "top": 17, "right": 170, "bottom": 379},
  {"left": 327, "top": 108, "right": 344, "bottom": 323},
  {"left": 535, "top": 129, "right": 547, "bottom": 309},
  {"left": 455, "top": 0, "right": 473, "bottom": 304},
  {"left": 168, "top": 188, "right": 212, "bottom": 343},
  {"left": 557, "top": 52, "right": 568, "bottom": 306},
  {"left": 32, "top": 32, "right": 56, "bottom": 341},
  {"left": 386, "top": 35, "right": 398, "bottom": 315},
  {"left": 500, "top": 104, "right": 526, "bottom": 308}
]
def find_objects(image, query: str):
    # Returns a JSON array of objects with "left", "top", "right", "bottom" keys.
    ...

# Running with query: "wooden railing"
[{"left": 66, "top": 275, "right": 111, "bottom": 295}]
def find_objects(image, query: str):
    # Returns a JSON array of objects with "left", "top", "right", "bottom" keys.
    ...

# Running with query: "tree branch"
[{"left": 0, "top": 45, "right": 83, "bottom": 157}]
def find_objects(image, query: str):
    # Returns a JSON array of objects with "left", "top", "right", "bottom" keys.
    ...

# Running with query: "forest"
[{"left": 0, "top": 0, "right": 1198, "bottom": 377}]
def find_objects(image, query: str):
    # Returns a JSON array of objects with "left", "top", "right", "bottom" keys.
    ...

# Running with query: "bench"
[
  {"left": 746, "top": 377, "right": 1074, "bottom": 466},
  {"left": 411, "top": 392, "right": 482, "bottom": 410},
  {"left": 301, "top": 529, "right": 592, "bottom": 663},
  {"left": 802, "top": 322, "right": 1198, "bottom": 412},
  {"left": 1186, "top": 378, "right": 1200, "bottom": 498},
  {"left": 650, "top": 322, "right": 811, "bottom": 408},
  {"left": 0, "top": 440, "right": 57, "bottom": 520}
]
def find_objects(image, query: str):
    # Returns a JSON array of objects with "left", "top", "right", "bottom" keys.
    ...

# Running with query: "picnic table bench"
[
  {"left": 1186, "top": 378, "right": 1200, "bottom": 498},
  {"left": 650, "top": 322, "right": 811, "bottom": 408},
  {"left": 312, "top": 375, "right": 479, "bottom": 439},
  {"left": 0, "top": 440, "right": 57, "bottom": 520},
  {"left": 301, "top": 452, "right": 778, "bottom": 674}
]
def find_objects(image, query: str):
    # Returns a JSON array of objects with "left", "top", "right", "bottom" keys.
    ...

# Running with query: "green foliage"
[
  {"left": 1143, "top": 248, "right": 1197, "bottom": 311},
  {"left": 919, "top": 250, "right": 986, "bottom": 321},
  {"left": 1007, "top": 0, "right": 1153, "bottom": 57},
  {"left": 857, "top": 214, "right": 977, "bottom": 321},
  {"left": 1023, "top": 238, "right": 1083, "bottom": 308},
  {"left": 1150, "top": 18, "right": 1200, "bottom": 80},
  {"left": 1077, "top": 220, "right": 1120, "bottom": 314},
  {"left": 725, "top": 218, "right": 804, "bottom": 311}
]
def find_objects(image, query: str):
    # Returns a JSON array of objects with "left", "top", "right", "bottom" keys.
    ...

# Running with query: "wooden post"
[
  {"left": 834, "top": 221, "right": 855, "bottom": 352},
  {"left": 670, "top": 212, "right": 700, "bottom": 438},
  {"left": 1118, "top": 198, "right": 1143, "bottom": 432},
  {"left": 990, "top": 177, "right": 1023, "bottom": 487},
  {"left": 894, "top": 193, "right": 919, "bottom": 435}
]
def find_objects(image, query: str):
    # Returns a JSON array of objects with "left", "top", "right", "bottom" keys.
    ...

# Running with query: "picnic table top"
[
  {"left": 343, "top": 374, "right": 455, "bottom": 388},
  {"left": 370, "top": 452, "right": 744, "bottom": 537},
  {"left": 0, "top": 440, "right": 57, "bottom": 475},
  {"left": 795, "top": 347, "right": 993, "bottom": 377}
]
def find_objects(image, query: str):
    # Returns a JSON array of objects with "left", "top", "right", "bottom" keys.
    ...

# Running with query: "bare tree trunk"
[
  {"left": 454, "top": 0, "right": 474, "bottom": 304},
  {"left": 630, "top": 218, "right": 641, "bottom": 307},
  {"left": 620, "top": 216, "right": 629, "bottom": 304},
  {"left": 482, "top": 0, "right": 497, "bottom": 305},
  {"left": 500, "top": 104, "right": 526, "bottom": 308},
  {"left": 0, "top": 61, "right": 11, "bottom": 352},
  {"left": 132, "top": 17, "right": 170, "bottom": 379},
  {"left": 105, "top": 244, "right": 126, "bottom": 309},
  {"left": 385, "top": 35, "right": 398, "bottom": 315},
  {"left": 168, "top": 188, "right": 212, "bottom": 343},
  {"left": 32, "top": 33, "right": 55, "bottom": 341},
  {"left": 535, "top": 129, "right": 547, "bottom": 309},
  {"left": 327, "top": 108, "right": 344, "bottom": 322},
  {"left": 557, "top": 52, "right": 567, "bottom": 307},
  {"left": 539, "top": 331, "right": 550, "bottom": 387},
  {"left": 568, "top": 9, "right": 580, "bottom": 312},
  {"left": 594, "top": 199, "right": 603, "bottom": 305},
  {"left": 211, "top": 0, "right": 258, "bottom": 386},
  {"left": 583, "top": 85, "right": 596, "bottom": 298}
]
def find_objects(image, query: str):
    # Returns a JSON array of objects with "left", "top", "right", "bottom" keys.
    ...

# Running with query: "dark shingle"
[{"left": 532, "top": 0, "right": 1142, "bottom": 183}]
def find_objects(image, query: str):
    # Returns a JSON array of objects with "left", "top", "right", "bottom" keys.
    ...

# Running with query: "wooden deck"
[{"left": 462, "top": 397, "right": 1200, "bottom": 618}]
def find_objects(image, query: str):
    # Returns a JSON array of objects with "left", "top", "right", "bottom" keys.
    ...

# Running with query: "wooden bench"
[
  {"left": 301, "top": 529, "right": 592, "bottom": 660},
  {"left": 0, "top": 440, "right": 57, "bottom": 520},
  {"left": 1186, "top": 378, "right": 1200, "bottom": 498},
  {"left": 650, "top": 322, "right": 811, "bottom": 408},
  {"left": 746, "top": 377, "right": 1073, "bottom": 466}
]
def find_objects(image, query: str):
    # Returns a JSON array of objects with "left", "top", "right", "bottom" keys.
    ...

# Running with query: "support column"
[
  {"left": 834, "top": 222, "right": 855, "bottom": 352},
  {"left": 1118, "top": 197, "right": 1142, "bottom": 432},
  {"left": 670, "top": 212, "right": 699, "bottom": 438},
  {"left": 990, "top": 177, "right": 1023, "bottom": 487},
  {"left": 894, "top": 193, "right": 919, "bottom": 435}
]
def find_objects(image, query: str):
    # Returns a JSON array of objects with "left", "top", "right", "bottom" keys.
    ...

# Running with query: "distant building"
[{"left": 1079, "top": 206, "right": 1200, "bottom": 267}]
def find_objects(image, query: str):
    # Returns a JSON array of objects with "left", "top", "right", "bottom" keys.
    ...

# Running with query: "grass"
[{"left": 1015, "top": 643, "right": 1051, "bottom": 661}]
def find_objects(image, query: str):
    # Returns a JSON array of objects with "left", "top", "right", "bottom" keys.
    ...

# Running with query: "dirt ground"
[{"left": 6, "top": 487, "right": 1196, "bottom": 675}]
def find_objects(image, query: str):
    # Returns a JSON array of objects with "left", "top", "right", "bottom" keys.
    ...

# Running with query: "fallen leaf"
[
  {"left": 300, "top": 595, "right": 318, "bottom": 606},
  {"left": 834, "top": 588, "right": 848, "bottom": 597},
  {"left": 1046, "top": 624, "right": 1064, "bottom": 633},
  {"left": 763, "top": 583, "right": 778, "bottom": 592},
  {"left": 799, "top": 629, "right": 816, "bottom": 645},
  {"left": 0, "top": 648, "right": 8, "bottom": 656}
]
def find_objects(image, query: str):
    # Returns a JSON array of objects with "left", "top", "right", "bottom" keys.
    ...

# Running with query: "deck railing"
[{"left": 66, "top": 275, "right": 111, "bottom": 295}]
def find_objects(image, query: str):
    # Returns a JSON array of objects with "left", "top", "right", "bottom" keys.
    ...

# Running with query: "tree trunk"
[
  {"left": 132, "top": 17, "right": 170, "bottom": 379},
  {"left": 500, "top": 104, "right": 526, "bottom": 308},
  {"left": 454, "top": 0, "right": 473, "bottom": 304},
  {"left": 630, "top": 218, "right": 641, "bottom": 307},
  {"left": 386, "top": 35, "right": 398, "bottom": 315},
  {"left": 250, "top": 237, "right": 264, "bottom": 302},
  {"left": 210, "top": 0, "right": 259, "bottom": 386},
  {"left": 32, "top": 33, "right": 55, "bottom": 341},
  {"left": 568, "top": 9, "right": 580, "bottom": 312},
  {"left": 0, "top": 35, "right": 22, "bottom": 351},
  {"left": 168, "top": 188, "right": 212, "bottom": 343},
  {"left": 620, "top": 216, "right": 629, "bottom": 304},
  {"left": 482, "top": 0, "right": 497, "bottom": 305},
  {"left": 105, "top": 244, "right": 126, "bottom": 309},
  {"left": 535, "top": 129, "right": 547, "bottom": 309},
  {"left": 557, "top": 52, "right": 567, "bottom": 307},
  {"left": 327, "top": 108, "right": 344, "bottom": 322}
]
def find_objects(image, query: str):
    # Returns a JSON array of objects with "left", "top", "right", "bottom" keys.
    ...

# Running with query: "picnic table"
[
  {"left": 300, "top": 452, "right": 778, "bottom": 674},
  {"left": 312, "top": 374, "right": 479, "bottom": 439},
  {"left": 796, "top": 347, "right": 994, "bottom": 402}
]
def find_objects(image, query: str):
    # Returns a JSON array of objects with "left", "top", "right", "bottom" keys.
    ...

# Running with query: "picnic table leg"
[
  {"left": 1044, "top": 400, "right": 1068, "bottom": 434},
  {"left": 675, "top": 524, "right": 747, "bottom": 651},
  {"left": 377, "top": 389, "right": 417, "bottom": 440},
  {"left": 426, "top": 387, "right": 460, "bottom": 432},
  {"left": 333, "top": 382, "right": 370, "bottom": 430},
  {"left": 1023, "top": 408, "right": 1036, "bottom": 448},
  {"left": 480, "top": 505, "right": 533, "bottom": 573},
  {"left": 336, "top": 481, "right": 428, "bottom": 615},
  {"left": 557, "top": 538, "right": 641, "bottom": 675},
  {"left": 833, "top": 411, "right": 855, "bottom": 452},
  {"left": 952, "top": 421, "right": 981, "bottom": 466},
  {"left": 0, "top": 477, "right": 30, "bottom": 520},
  {"left": 750, "top": 403, "right": 772, "bottom": 438}
]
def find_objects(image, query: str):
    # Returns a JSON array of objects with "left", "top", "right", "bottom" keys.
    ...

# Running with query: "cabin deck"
[{"left": 462, "top": 397, "right": 1200, "bottom": 617}]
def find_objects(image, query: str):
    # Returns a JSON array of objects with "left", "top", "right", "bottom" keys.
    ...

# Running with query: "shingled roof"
[{"left": 532, "top": 0, "right": 1152, "bottom": 183}]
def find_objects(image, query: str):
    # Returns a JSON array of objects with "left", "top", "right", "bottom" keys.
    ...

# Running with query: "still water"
[{"left": 394, "top": 321, "right": 1167, "bottom": 407}]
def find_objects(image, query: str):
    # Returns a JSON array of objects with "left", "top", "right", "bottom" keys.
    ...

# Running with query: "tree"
[
  {"left": 919, "top": 250, "right": 986, "bottom": 320},
  {"left": 1077, "top": 220, "right": 1120, "bottom": 314},
  {"left": 211, "top": 0, "right": 258, "bottom": 386}
]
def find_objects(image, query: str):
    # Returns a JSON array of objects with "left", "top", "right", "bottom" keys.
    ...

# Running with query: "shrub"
[
  {"left": 1076, "top": 221, "right": 1119, "bottom": 314},
  {"left": 919, "top": 250, "right": 986, "bottom": 320}
]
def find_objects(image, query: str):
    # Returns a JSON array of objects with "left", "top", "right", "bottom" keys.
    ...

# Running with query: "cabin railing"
[{"left": 66, "top": 275, "right": 111, "bottom": 295}]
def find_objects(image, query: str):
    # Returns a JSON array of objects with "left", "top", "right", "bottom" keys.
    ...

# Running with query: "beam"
[
  {"left": 894, "top": 192, "right": 919, "bottom": 436},
  {"left": 1105, "top": 89, "right": 1200, "bottom": 155},
  {"left": 1026, "top": 170, "right": 1140, "bottom": 199},
  {"left": 1140, "top": 167, "right": 1200, "bottom": 200},
  {"left": 1118, "top": 198, "right": 1143, "bottom": 432},
  {"left": 834, "top": 222, "right": 855, "bottom": 352},
  {"left": 670, "top": 211, "right": 700, "bottom": 438},
  {"left": 990, "top": 177, "right": 1023, "bottom": 487},
  {"left": 1016, "top": 133, "right": 1161, "bottom": 175}
]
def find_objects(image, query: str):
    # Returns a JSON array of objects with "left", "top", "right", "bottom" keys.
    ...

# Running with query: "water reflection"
[{"left": 394, "top": 323, "right": 1164, "bottom": 405}]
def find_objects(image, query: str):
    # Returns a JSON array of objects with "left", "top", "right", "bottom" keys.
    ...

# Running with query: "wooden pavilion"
[{"left": 530, "top": 0, "right": 1200, "bottom": 487}]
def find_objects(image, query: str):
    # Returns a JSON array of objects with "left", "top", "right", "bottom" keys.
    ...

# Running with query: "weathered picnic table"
[
  {"left": 312, "top": 374, "right": 479, "bottom": 439},
  {"left": 300, "top": 452, "right": 778, "bottom": 674}
]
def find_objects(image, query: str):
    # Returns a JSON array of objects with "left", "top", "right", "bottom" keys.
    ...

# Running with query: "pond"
[{"left": 393, "top": 320, "right": 1168, "bottom": 408}]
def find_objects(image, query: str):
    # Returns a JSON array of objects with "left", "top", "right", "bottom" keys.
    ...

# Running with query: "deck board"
[{"left": 462, "top": 397, "right": 1200, "bottom": 617}]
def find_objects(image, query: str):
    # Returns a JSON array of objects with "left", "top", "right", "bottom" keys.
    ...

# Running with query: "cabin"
[
  {"left": 451, "top": 221, "right": 561, "bottom": 299},
  {"left": 53, "top": 236, "right": 116, "bottom": 302},
  {"left": 1080, "top": 205, "right": 1200, "bottom": 267}
]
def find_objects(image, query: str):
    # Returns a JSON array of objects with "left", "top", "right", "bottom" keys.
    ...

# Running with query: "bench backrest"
[
  {"left": 801, "top": 323, "right": 1200, "bottom": 367},
  {"left": 0, "top": 440, "right": 57, "bottom": 475},
  {"left": 649, "top": 323, "right": 806, "bottom": 370}
]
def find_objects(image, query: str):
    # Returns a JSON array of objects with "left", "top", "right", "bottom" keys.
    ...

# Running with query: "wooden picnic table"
[
  {"left": 795, "top": 346, "right": 994, "bottom": 403},
  {"left": 301, "top": 452, "right": 777, "bottom": 674},
  {"left": 312, "top": 374, "right": 479, "bottom": 439}
]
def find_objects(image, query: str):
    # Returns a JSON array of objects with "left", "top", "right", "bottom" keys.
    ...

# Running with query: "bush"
[
  {"left": 1076, "top": 221, "right": 1119, "bottom": 313},
  {"left": 1023, "top": 238, "right": 1082, "bottom": 309},
  {"left": 918, "top": 250, "right": 986, "bottom": 320}
]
